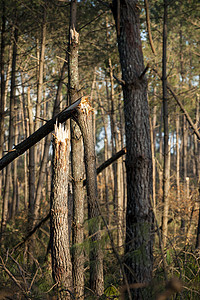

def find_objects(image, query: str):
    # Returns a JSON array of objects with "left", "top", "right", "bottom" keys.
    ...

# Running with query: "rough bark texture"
[
  {"left": 50, "top": 124, "right": 73, "bottom": 300},
  {"left": 76, "top": 98, "right": 104, "bottom": 296},
  {"left": 112, "top": 1, "right": 153, "bottom": 298},
  {"left": 68, "top": 2, "right": 85, "bottom": 298}
]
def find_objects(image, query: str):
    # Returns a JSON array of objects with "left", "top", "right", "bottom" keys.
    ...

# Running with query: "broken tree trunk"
[
  {"left": 68, "top": 3, "right": 85, "bottom": 298},
  {"left": 50, "top": 122, "right": 73, "bottom": 300},
  {"left": 75, "top": 97, "right": 104, "bottom": 296},
  {"left": 0, "top": 97, "right": 82, "bottom": 170}
]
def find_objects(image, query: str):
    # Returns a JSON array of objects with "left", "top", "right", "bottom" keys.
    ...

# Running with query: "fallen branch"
[
  {"left": 0, "top": 97, "right": 82, "bottom": 170},
  {"left": 96, "top": 147, "right": 126, "bottom": 175},
  {"left": 13, "top": 213, "right": 50, "bottom": 250}
]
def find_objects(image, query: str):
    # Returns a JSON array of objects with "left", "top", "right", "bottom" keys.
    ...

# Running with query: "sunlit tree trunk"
[{"left": 50, "top": 124, "right": 73, "bottom": 300}]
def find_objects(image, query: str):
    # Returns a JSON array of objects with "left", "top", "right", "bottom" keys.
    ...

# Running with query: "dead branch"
[
  {"left": 0, "top": 256, "right": 30, "bottom": 299},
  {"left": 0, "top": 97, "right": 82, "bottom": 170}
]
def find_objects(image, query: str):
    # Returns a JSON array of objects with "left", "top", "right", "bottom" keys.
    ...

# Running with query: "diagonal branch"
[
  {"left": 144, "top": 0, "right": 156, "bottom": 55},
  {"left": 0, "top": 97, "right": 82, "bottom": 170},
  {"left": 152, "top": 67, "right": 200, "bottom": 140},
  {"left": 167, "top": 84, "right": 200, "bottom": 140}
]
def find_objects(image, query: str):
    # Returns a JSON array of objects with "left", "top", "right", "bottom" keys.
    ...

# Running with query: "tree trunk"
[
  {"left": 0, "top": 0, "right": 6, "bottom": 198},
  {"left": 176, "top": 109, "right": 180, "bottom": 203},
  {"left": 76, "top": 97, "right": 104, "bottom": 296},
  {"left": 1, "top": 26, "right": 18, "bottom": 238},
  {"left": 50, "top": 123, "right": 73, "bottom": 300},
  {"left": 112, "top": 1, "right": 153, "bottom": 298},
  {"left": 68, "top": 1, "right": 85, "bottom": 298},
  {"left": 161, "top": 0, "right": 170, "bottom": 248}
]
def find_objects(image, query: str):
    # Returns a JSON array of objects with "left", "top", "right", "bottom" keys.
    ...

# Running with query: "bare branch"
[
  {"left": 0, "top": 97, "right": 82, "bottom": 170},
  {"left": 144, "top": 0, "right": 157, "bottom": 55}
]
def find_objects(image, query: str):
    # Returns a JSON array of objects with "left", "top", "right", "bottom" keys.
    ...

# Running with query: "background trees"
[{"left": 0, "top": 0, "right": 200, "bottom": 299}]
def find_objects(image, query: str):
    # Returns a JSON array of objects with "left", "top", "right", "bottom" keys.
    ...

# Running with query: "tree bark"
[
  {"left": 50, "top": 123, "right": 73, "bottom": 300},
  {"left": 161, "top": 0, "right": 170, "bottom": 248},
  {"left": 68, "top": 1, "right": 85, "bottom": 298},
  {"left": 1, "top": 26, "right": 18, "bottom": 238},
  {"left": 0, "top": 0, "right": 6, "bottom": 198},
  {"left": 112, "top": 1, "right": 153, "bottom": 297},
  {"left": 76, "top": 97, "right": 104, "bottom": 296}
]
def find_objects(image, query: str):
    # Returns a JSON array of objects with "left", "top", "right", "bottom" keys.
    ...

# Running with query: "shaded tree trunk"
[
  {"left": 1, "top": 26, "right": 18, "bottom": 238},
  {"left": 0, "top": 0, "right": 6, "bottom": 198},
  {"left": 76, "top": 97, "right": 104, "bottom": 296},
  {"left": 112, "top": 1, "right": 153, "bottom": 298},
  {"left": 161, "top": 0, "right": 170, "bottom": 248}
]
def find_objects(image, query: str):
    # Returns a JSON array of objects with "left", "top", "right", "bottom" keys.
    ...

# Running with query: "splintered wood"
[
  {"left": 77, "top": 97, "right": 94, "bottom": 115},
  {"left": 54, "top": 121, "right": 69, "bottom": 143}
]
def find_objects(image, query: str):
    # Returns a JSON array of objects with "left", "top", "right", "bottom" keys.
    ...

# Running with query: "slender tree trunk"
[
  {"left": 158, "top": 107, "right": 163, "bottom": 198},
  {"left": 35, "top": 5, "right": 46, "bottom": 132},
  {"left": 68, "top": 2, "right": 85, "bottom": 298},
  {"left": 76, "top": 97, "right": 104, "bottom": 296},
  {"left": 176, "top": 109, "right": 180, "bottom": 203},
  {"left": 112, "top": 1, "right": 153, "bottom": 298},
  {"left": 10, "top": 111, "right": 18, "bottom": 219},
  {"left": 161, "top": 0, "right": 170, "bottom": 248},
  {"left": 1, "top": 27, "right": 18, "bottom": 238},
  {"left": 196, "top": 190, "right": 200, "bottom": 249},
  {"left": 50, "top": 124, "right": 73, "bottom": 300},
  {"left": 0, "top": 0, "right": 6, "bottom": 198},
  {"left": 27, "top": 87, "right": 35, "bottom": 233},
  {"left": 98, "top": 95, "right": 110, "bottom": 224},
  {"left": 19, "top": 88, "right": 28, "bottom": 210},
  {"left": 150, "top": 110, "right": 156, "bottom": 209}
]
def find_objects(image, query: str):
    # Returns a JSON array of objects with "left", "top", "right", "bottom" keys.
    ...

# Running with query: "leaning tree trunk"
[
  {"left": 76, "top": 97, "right": 104, "bottom": 296},
  {"left": 50, "top": 123, "right": 73, "bottom": 300},
  {"left": 112, "top": 1, "right": 153, "bottom": 298}
]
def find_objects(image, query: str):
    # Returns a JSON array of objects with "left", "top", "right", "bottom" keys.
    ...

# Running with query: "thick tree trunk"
[
  {"left": 112, "top": 1, "right": 153, "bottom": 298},
  {"left": 50, "top": 124, "right": 73, "bottom": 300}
]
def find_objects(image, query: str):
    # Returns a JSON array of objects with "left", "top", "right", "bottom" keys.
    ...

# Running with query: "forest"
[{"left": 0, "top": 0, "right": 200, "bottom": 299}]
